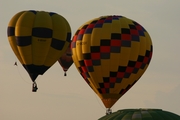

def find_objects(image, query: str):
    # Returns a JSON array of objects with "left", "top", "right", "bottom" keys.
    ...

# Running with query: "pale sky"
[{"left": 1, "top": 0, "right": 180, "bottom": 120}]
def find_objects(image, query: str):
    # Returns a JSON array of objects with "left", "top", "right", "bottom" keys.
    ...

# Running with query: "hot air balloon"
[
  {"left": 71, "top": 15, "right": 153, "bottom": 114},
  {"left": 98, "top": 109, "right": 180, "bottom": 120},
  {"left": 7, "top": 10, "right": 71, "bottom": 92},
  {"left": 58, "top": 43, "right": 73, "bottom": 76}
]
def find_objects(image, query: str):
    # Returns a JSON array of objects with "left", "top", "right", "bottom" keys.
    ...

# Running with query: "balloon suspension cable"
[
  {"left": 32, "top": 82, "right": 38, "bottom": 92},
  {"left": 106, "top": 108, "right": 112, "bottom": 115},
  {"left": 14, "top": 61, "right": 31, "bottom": 84}
]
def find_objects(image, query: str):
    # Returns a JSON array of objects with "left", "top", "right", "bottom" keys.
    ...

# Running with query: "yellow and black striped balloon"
[
  {"left": 7, "top": 10, "right": 71, "bottom": 82},
  {"left": 72, "top": 15, "right": 153, "bottom": 108}
]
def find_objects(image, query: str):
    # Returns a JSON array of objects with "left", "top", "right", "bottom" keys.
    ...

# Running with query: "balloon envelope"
[
  {"left": 58, "top": 43, "right": 73, "bottom": 76},
  {"left": 7, "top": 10, "right": 71, "bottom": 82},
  {"left": 72, "top": 15, "right": 153, "bottom": 108},
  {"left": 98, "top": 109, "right": 180, "bottom": 120}
]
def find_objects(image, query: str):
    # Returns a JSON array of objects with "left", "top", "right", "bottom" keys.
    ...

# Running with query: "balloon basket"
[{"left": 106, "top": 108, "right": 112, "bottom": 115}]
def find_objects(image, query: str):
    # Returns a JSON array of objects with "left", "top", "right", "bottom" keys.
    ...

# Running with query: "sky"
[{"left": 0, "top": 0, "right": 180, "bottom": 120}]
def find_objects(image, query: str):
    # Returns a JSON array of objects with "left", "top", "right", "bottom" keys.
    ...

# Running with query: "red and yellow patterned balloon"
[{"left": 71, "top": 15, "right": 153, "bottom": 108}]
